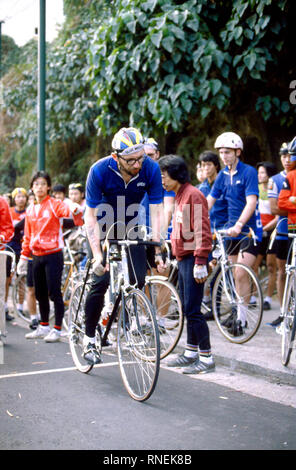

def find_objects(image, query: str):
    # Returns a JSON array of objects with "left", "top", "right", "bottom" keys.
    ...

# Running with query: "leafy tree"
[{"left": 87, "top": 0, "right": 295, "bottom": 142}]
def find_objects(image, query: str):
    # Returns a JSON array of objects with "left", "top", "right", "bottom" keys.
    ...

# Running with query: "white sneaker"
[
  {"left": 44, "top": 328, "right": 61, "bottom": 343},
  {"left": 25, "top": 324, "right": 50, "bottom": 340}
]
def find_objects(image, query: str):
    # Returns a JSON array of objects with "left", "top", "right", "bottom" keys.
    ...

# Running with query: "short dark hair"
[
  {"left": 158, "top": 154, "right": 190, "bottom": 184},
  {"left": 30, "top": 171, "right": 52, "bottom": 190},
  {"left": 52, "top": 183, "right": 66, "bottom": 193},
  {"left": 256, "top": 161, "right": 277, "bottom": 178},
  {"left": 199, "top": 151, "right": 221, "bottom": 172}
]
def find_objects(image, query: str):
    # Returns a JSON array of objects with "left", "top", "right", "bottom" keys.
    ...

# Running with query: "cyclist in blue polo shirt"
[
  {"left": 207, "top": 132, "right": 262, "bottom": 336},
  {"left": 138, "top": 137, "right": 175, "bottom": 240},
  {"left": 83, "top": 127, "right": 165, "bottom": 364},
  {"left": 198, "top": 151, "right": 228, "bottom": 320},
  {"left": 267, "top": 142, "right": 291, "bottom": 327},
  {"left": 198, "top": 150, "right": 227, "bottom": 232}
]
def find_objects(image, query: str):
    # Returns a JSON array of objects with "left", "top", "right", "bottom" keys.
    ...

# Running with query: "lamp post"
[
  {"left": 38, "top": 0, "right": 46, "bottom": 171},
  {"left": 0, "top": 20, "right": 4, "bottom": 79}
]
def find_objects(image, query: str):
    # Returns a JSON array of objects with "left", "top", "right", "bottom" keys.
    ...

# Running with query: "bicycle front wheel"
[
  {"left": 117, "top": 288, "right": 160, "bottom": 402},
  {"left": 12, "top": 274, "right": 31, "bottom": 323},
  {"left": 69, "top": 281, "right": 100, "bottom": 374},
  {"left": 145, "top": 277, "right": 183, "bottom": 359},
  {"left": 212, "top": 263, "right": 263, "bottom": 344},
  {"left": 281, "top": 275, "right": 296, "bottom": 366}
]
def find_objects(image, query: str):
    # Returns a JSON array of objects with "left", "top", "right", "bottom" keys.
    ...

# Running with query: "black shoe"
[
  {"left": 5, "top": 310, "right": 14, "bottom": 321},
  {"left": 268, "top": 316, "right": 283, "bottom": 327},
  {"left": 263, "top": 300, "right": 271, "bottom": 311},
  {"left": 203, "top": 311, "right": 214, "bottom": 321},
  {"left": 83, "top": 342, "right": 102, "bottom": 365},
  {"left": 221, "top": 311, "right": 236, "bottom": 327},
  {"left": 29, "top": 318, "right": 39, "bottom": 330},
  {"left": 227, "top": 319, "right": 246, "bottom": 337}
]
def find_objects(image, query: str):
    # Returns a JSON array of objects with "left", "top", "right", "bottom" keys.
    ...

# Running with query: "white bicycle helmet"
[{"left": 214, "top": 132, "right": 243, "bottom": 150}]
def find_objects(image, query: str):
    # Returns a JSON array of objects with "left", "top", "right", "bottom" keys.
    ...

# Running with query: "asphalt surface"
[{"left": 1, "top": 317, "right": 296, "bottom": 451}]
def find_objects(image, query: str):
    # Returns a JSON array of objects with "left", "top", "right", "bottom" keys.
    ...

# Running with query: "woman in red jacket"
[
  {"left": 158, "top": 155, "right": 215, "bottom": 374},
  {"left": 17, "top": 171, "right": 82, "bottom": 342},
  {"left": 0, "top": 196, "right": 14, "bottom": 336}
]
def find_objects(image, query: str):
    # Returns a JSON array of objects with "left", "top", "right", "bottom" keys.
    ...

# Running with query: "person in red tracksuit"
[
  {"left": 0, "top": 196, "right": 14, "bottom": 335},
  {"left": 278, "top": 137, "right": 296, "bottom": 232},
  {"left": 158, "top": 155, "right": 215, "bottom": 374},
  {"left": 17, "top": 171, "right": 83, "bottom": 342}
]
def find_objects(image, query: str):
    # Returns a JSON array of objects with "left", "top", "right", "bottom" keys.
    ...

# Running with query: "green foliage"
[
  {"left": 0, "top": 0, "right": 295, "bottom": 190},
  {"left": 1, "top": 35, "right": 21, "bottom": 76},
  {"left": 87, "top": 0, "right": 295, "bottom": 137}
]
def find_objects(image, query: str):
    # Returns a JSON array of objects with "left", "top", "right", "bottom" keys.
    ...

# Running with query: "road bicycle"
[
  {"left": 165, "top": 230, "right": 263, "bottom": 344},
  {"left": 271, "top": 230, "right": 296, "bottom": 366},
  {"left": 0, "top": 248, "right": 16, "bottom": 339},
  {"left": 68, "top": 236, "right": 162, "bottom": 402},
  {"left": 10, "top": 229, "right": 86, "bottom": 327},
  {"left": 61, "top": 228, "right": 87, "bottom": 330},
  {"left": 144, "top": 244, "right": 183, "bottom": 359},
  {"left": 210, "top": 229, "right": 263, "bottom": 343}
]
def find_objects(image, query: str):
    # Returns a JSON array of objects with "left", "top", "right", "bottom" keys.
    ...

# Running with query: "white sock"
[
  {"left": 184, "top": 349, "right": 198, "bottom": 359},
  {"left": 238, "top": 304, "right": 247, "bottom": 326},
  {"left": 17, "top": 303, "right": 23, "bottom": 311},
  {"left": 264, "top": 296, "right": 271, "bottom": 303},
  {"left": 83, "top": 335, "right": 96, "bottom": 347},
  {"left": 199, "top": 354, "right": 213, "bottom": 364}
]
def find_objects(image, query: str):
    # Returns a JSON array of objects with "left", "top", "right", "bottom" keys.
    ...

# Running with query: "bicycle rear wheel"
[
  {"left": 69, "top": 281, "right": 101, "bottom": 374},
  {"left": 12, "top": 274, "right": 31, "bottom": 323},
  {"left": 117, "top": 288, "right": 160, "bottom": 401},
  {"left": 281, "top": 275, "right": 296, "bottom": 366},
  {"left": 145, "top": 277, "right": 183, "bottom": 359},
  {"left": 212, "top": 263, "right": 263, "bottom": 344}
]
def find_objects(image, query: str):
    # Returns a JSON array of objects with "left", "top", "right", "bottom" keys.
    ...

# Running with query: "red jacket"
[
  {"left": 278, "top": 169, "right": 296, "bottom": 230},
  {"left": 21, "top": 195, "right": 82, "bottom": 258},
  {"left": 0, "top": 196, "right": 14, "bottom": 249},
  {"left": 171, "top": 183, "right": 212, "bottom": 263}
]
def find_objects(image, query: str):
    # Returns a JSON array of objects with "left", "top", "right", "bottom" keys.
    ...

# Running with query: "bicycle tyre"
[
  {"left": 69, "top": 281, "right": 101, "bottom": 374},
  {"left": 117, "top": 288, "right": 160, "bottom": 402},
  {"left": 12, "top": 274, "right": 31, "bottom": 323},
  {"left": 212, "top": 263, "right": 263, "bottom": 344},
  {"left": 281, "top": 275, "right": 296, "bottom": 366},
  {"left": 145, "top": 276, "right": 184, "bottom": 359}
]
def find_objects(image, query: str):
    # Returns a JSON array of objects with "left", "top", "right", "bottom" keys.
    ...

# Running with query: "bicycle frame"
[
  {"left": 0, "top": 249, "right": 16, "bottom": 338},
  {"left": 280, "top": 235, "right": 296, "bottom": 317}
]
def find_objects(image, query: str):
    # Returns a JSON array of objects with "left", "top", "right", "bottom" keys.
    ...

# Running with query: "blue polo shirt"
[
  {"left": 210, "top": 160, "right": 262, "bottom": 240},
  {"left": 198, "top": 179, "right": 228, "bottom": 231},
  {"left": 267, "top": 170, "right": 288, "bottom": 240},
  {"left": 86, "top": 155, "right": 163, "bottom": 238}
]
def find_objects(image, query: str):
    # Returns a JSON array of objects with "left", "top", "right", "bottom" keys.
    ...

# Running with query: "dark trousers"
[
  {"left": 32, "top": 251, "right": 64, "bottom": 327},
  {"left": 178, "top": 254, "right": 211, "bottom": 351},
  {"left": 85, "top": 244, "right": 147, "bottom": 338}
]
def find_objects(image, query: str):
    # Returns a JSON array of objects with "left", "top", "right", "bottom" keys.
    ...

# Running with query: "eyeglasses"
[{"left": 118, "top": 155, "right": 146, "bottom": 166}]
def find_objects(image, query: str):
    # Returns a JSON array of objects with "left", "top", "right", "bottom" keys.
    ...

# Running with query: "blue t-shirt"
[
  {"left": 86, "top": 155, "right": 163, "bottom": 239},
  {"left": 210, "top": 160, "right": 262, "bottom": 240},
  {"left": 198, "top": 179, "right": 228, "bottom": 231},
  {"left": 267, "top": 170, "right": 288, "bottom": 240}
]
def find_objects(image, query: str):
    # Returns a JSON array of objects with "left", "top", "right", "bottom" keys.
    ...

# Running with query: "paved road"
[{"left": 1, "top": 321, "right": 295, "bottom": 451}]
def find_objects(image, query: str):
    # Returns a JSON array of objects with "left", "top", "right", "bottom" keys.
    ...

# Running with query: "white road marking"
[{"left": 0, "top": 361, "right": 119, "bottom": 379}]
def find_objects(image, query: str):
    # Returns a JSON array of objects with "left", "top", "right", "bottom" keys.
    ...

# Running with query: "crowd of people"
[{"left": 1, "top": 127, "right": 296, "bottom": 376}]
